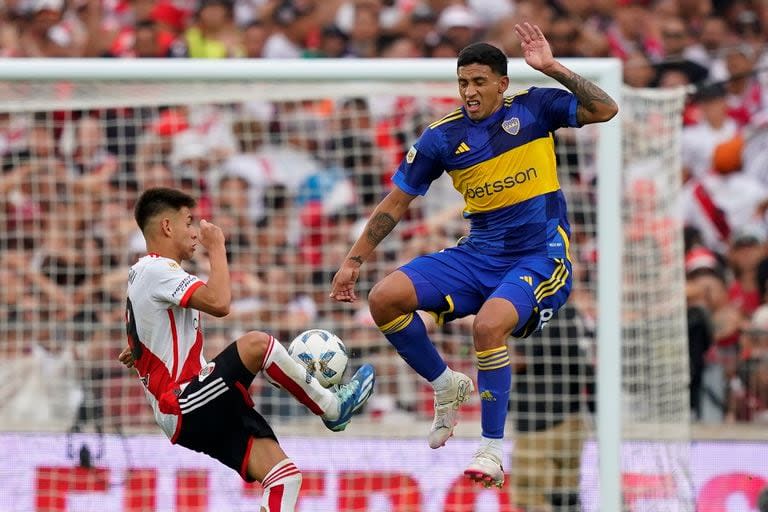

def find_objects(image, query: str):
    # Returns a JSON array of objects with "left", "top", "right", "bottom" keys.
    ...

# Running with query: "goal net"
[{"left": 0, "top": 60, "right": 689, "bottom": 511}]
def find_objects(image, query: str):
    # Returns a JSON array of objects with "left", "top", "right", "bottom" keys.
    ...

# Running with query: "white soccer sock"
[
  {"left": 480, "top": 436, "right": 504, "bottom": 462},
  {"left": 261, "top": 458, "right": 302, "bottom": 512},
  {"left": 262, "top": 336, "right": 340, "bottom": 420},
  {"left": 430, "top": 367, "right": 454, "bottom": 394}
]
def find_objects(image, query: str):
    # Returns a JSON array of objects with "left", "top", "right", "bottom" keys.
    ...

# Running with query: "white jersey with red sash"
[{"left": 126, "top": 253, "right": 206, "bottom": 440}]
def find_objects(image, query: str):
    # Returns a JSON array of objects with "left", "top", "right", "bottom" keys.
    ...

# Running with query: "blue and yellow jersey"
[{"left": 392, "top": 86, "right": 580, "bottom": 258}]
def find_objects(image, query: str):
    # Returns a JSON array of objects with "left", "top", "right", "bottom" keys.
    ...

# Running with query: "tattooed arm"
[
  {"left": 545, "top": 64, "right": 618, "bottom": 124},
  {"left": 330, "top": 187, "right": 416, "bottom": 302},
  {"left": 546, "top": 65, "right": 618, "bottom": 124},
  {"left": 514, "top": 22, "right": 618, "bottom": 125}
]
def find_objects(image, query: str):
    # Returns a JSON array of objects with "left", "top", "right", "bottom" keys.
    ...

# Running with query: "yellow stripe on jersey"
[
  {"left": 455, "top": 142, "right": 470, "bottom": 154},
  {"left": 425, "top": 295, "right": 456, "bottom": 326},
  {"left": 534, "top": 259, "right": 565, "bottom": 300},
  {"left": 503, "top": 89, "right": 530, "bottom": 105},
  {"left": 429, "top": 109, "right": 463, "bottom": 129},
  {"left": 507, "top": 89, "right": 530, "bottom": 99},
  {"left": 449, "top": 135, "right": 560, "bottom": 214},
  {"left": 534, "top": 259, "right": 569, "bottom": 301},
  {"left": 437, "top": 295, "right": 455, "bottom": 326},
  {"left": 557, "top": 225, "right": 571, "bottom": 261},
  {"left": 537, "top": 266, "right": 569, "bottom": 301}
]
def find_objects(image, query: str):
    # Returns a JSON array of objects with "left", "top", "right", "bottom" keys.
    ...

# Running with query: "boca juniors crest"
[{"left": 502, "top": 117, "right": 520, "bottom": 135}]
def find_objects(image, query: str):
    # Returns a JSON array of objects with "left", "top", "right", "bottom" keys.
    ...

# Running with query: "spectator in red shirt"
[
  {"left": 607, "top": 0, "right": 664, "bottom": 62},
  {"left": 724, "top": 45, "right": 766, "bottom": 126},
  {"left": 107, "top": 19, "right": 175, "bottom": 58}
]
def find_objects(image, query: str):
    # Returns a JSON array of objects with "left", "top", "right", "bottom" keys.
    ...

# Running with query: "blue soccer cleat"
[{"left": 323, "top": 363, "right": 375, "bottom": 432}]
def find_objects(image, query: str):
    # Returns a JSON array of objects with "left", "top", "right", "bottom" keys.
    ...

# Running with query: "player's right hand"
[
  {"left": 198, "top": 219, "right": 225, "bottom": 250},
  {"left": 330, "top": 264, "right": 360, "bottom": 303},
  {"left": 514, "top": 22, "right": 555, "bottom": 73}
]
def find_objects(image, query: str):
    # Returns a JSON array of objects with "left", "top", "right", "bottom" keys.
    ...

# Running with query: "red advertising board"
[{"left": 0, "top": 434, "right": 765, "bottom": 511}]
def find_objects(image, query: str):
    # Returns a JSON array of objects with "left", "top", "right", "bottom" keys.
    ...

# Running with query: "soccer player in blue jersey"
[{"left": 330, "top": 23, "right": 618, "bottom": 487}]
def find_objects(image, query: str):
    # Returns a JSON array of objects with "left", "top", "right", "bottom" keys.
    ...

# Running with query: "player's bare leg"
[
  {"left": 235, "top": 331, "right": 375, "bottom": 432},
  {"left": 236, "top": 331, "right": 338, "bottom": 416},
  {"left": 369, "top": 270, "right": 473, "bottom": 448},
  {"left": 246, "top": 438, "right": 301, "bottom": 512},
  {"left": 463, "top": 297, "right": 519, "bottom": 488}
]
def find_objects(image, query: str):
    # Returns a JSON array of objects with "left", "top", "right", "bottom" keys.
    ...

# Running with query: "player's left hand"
[
  {"left": 118, "top": 346, "right": 135, "bottom": 369},
  {"left": 514, "top": 22, "right": 556, "bottom": 73}
]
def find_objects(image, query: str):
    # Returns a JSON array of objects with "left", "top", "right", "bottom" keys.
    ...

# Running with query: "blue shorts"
[{"left": 400, "top": 244, "right": 572, "bottom": 338}]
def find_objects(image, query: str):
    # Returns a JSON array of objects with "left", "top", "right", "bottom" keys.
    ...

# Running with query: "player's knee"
[
  {"left": 368, "top": 281, "right": 407, "bottom": 323},
  {"left": 472, "top": 316, "right": 509, "bottom": 350},
  {"left": 236, "top": 331, "right": 271, "bottom": 370},
  {"left": 370, "top": 271, "right": 419, "bottom": 319}
]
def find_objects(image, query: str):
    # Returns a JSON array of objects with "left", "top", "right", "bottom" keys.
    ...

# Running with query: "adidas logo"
[
  {"left": 479, "top": 390, "right": 496, "bottom": 401},
  {"left": 454, "top": 142, "right": 470, "bottom": 154},
  {"left": 519, "top": 275, "right": 533, "bottom": 286}
]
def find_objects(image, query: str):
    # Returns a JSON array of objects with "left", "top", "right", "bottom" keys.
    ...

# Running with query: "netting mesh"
[
  {"left": 0, "top": 75, "right": 688, "bottom": 510},
  {"left": 618, "top": 87, "right": 693, "bottom": 511}
]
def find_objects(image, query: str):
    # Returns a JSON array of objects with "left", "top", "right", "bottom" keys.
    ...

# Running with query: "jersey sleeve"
[
  {"left": 391, "top": 126, "right": 445, "bottom": 196},
  {"left": 521, "top": 86, "right": 580, "bottom": 131},
  {"left": 148, "top": 259, "right": 204, "bottom": 308}
]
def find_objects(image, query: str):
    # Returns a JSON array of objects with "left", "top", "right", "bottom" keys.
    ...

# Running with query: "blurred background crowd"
[{"left": 1, "top": 0, "right": 768, "bottom": 434}]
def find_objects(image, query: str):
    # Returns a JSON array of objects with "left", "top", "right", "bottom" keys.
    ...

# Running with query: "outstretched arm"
[
  {"left": 330, "top": 187, "right": 416, "bottom": 303},
  {"left": 514, "top": 22, "right": 618, "bottom": 125}
]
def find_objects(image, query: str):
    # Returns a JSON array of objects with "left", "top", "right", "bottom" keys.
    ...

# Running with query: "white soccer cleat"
[
  {"left": 428, "top": 371, "right": 474, "bottom": 449},
  {"left": 463, "top": 448, "right": 505, "bottom": 488}
]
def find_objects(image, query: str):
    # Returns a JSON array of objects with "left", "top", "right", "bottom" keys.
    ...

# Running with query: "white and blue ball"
[{"left": 287, "top": 329, "right": 349, "bottom": 388}]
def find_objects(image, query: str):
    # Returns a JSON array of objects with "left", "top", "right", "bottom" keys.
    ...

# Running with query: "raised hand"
[
  {"left": 514, "top": 22, "right": 556, "bottom": 73},
  {"left": 198, "top": 219, "right": 225, "bottom": 250}
]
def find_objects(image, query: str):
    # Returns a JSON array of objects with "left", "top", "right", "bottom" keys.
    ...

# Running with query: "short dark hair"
[
  {"left": 135, "top": 19, "right": 157, "bottom": 32},
  {"left": 134, "top": 187, "right": 196, "bottom": 232},
  {"left": 457, "top": 43, "right": 508, "bottom": 76}
]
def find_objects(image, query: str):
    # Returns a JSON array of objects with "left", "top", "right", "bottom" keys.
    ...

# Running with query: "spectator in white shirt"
[
  {"left": 682, "top": 83, "right": 738, "bottom": 180},
  {"left": 262, "top": 0, "right": 315, "bottom": 59}
]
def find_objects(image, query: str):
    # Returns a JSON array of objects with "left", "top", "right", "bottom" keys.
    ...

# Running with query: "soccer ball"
[{"left": 287, "top": 329, "right": 349, "bottom": 388}]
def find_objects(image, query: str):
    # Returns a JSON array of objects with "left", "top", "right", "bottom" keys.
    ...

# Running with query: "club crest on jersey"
[
  {"left": 406, "top": 146, "right": 417, "bottom": 164},
  {"left": 502, "top": 117, "right": 520, "bottom": 135},
  {"left": 168, "top": 261, "right": 180, "bottom": 270},
  {"left": 198, "top": 362, "right": 215, "bottom": 382}
]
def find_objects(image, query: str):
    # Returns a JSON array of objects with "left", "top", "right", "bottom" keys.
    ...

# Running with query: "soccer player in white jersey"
[{"left": 119, "top": 187, "right": 375, "bottom": 512}]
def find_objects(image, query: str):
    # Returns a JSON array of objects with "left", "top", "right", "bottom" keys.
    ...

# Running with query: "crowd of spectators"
[{"left": 1, "top": 0, "right": 768, "bottom": 433}]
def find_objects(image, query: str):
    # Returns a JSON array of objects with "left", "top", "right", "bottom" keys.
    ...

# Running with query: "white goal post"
[{"left": 0, "top": 57, "right": 688, "bottom": 512}]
